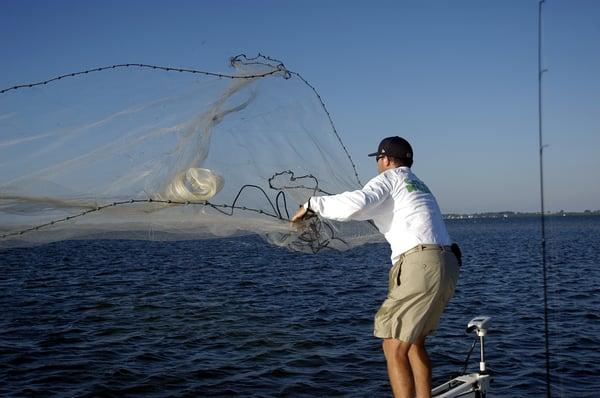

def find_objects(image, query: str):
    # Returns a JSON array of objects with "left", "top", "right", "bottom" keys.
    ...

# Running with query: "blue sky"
[{"left": 1, "top": 0, "right": 599, "bottom": 213}]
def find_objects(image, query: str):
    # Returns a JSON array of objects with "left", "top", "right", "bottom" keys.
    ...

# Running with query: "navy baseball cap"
[{"left": 368, "top": 136, "right": 413, "bottom": 161}]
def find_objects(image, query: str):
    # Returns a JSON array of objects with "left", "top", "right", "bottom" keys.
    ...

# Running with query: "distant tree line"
[{"left": 444, "top": 210, "right": 600, "bottom": 219}]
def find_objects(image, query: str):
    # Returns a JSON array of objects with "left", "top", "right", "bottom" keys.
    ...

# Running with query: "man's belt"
[{"left": 401, "top": 243, "right": 462, "bottom": 267}]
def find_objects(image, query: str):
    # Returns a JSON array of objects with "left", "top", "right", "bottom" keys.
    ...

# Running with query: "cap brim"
[{"left": 367, "top": 152, "right": 378, "bottom": 157}]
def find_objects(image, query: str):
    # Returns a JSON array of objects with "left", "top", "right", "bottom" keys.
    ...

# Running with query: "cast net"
[{"left": 0, "top": 55, "right": 380, "bottom": 252}]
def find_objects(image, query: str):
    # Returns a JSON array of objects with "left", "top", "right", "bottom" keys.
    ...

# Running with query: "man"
[{"left": 292, "top": 136, "right": 460, "bottom": 398}]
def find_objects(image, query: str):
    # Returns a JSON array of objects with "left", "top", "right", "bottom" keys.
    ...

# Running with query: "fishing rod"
[{"left": 538, "top": 1, "right": 551, "bottom": 397}]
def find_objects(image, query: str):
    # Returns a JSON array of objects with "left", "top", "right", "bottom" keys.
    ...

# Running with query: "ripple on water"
[{"left": 1, "top": 216, "right": 599, "bottom": 396}]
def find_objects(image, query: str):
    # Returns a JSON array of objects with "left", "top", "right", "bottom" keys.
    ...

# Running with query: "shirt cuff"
[{"left": 303, "top": 197, "right": 311, "bottom": 210}]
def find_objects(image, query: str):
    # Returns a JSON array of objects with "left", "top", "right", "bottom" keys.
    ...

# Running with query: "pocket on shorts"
[{"left": 395, "top": 252, "right": 442, "bottom": 298}]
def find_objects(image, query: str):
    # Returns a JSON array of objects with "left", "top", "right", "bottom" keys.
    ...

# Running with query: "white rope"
[{"left": 164, "top": 168, "right": 224, "bottom": 201}]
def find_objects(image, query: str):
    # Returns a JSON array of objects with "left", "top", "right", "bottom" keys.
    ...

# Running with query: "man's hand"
[{"left": 291, "top": 206, "right": 308, "bottom": 222}]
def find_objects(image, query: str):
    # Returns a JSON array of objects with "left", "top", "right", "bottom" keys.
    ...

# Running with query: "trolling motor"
[
  {"left": 467, "top": 316, "right": 490, "bottom": 375},
  {"left": 431, "top": 316, "right": 492, "bottom": 398}
]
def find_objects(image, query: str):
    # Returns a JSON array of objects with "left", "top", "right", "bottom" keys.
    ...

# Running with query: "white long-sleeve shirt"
[{"left": 306, "top": 167, "right": 451, "bottom": 263}]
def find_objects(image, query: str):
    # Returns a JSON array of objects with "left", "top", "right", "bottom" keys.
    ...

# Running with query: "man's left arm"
[{"left": 291, "top": 174, "right": 391, "bottom": 222}]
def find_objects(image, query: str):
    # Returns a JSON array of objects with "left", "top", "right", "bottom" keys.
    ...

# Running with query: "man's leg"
[
  {"left": 408, "top": 334, "right": 432, "bottom": 398},
  {"left": 382, "top": 338, "right": 414, "bottom": 398}
]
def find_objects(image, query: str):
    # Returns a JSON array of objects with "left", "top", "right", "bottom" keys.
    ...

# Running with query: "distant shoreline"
[{"left": 444, "top": 210, "right": 600, "bottom": 220}]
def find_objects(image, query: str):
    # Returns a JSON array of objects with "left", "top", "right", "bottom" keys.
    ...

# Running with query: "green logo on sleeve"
[{"left": 404, "top": 178, "right": 431, "bottom": 194}]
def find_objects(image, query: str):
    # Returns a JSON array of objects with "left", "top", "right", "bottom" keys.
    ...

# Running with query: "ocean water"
[{"left": 1, "top": 216, "right": 599, "bottom": 397}]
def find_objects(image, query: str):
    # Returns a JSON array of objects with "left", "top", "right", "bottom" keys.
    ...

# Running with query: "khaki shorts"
[{"left": 374, "top": 246, "right": 460, "bottom": 343}]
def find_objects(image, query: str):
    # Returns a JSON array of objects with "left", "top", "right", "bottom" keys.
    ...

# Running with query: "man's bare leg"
[
  {"left": 408, "top": 334, "right": 432, "bottom": 398},
  {"left": 383, "top": 338, "right": 414, "bottom": 398}
]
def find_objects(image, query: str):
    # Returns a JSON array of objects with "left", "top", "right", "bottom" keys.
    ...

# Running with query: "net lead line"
[
  {"left": 0, "top": 171, "right": 345, "bottom": 254},
  {"left": 0, "top": 63, "right": 284, "bottom": 94}
]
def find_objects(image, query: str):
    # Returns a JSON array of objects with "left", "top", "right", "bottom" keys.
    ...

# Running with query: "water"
[{"left": 1, "top": 216, "right": 599, "bottom": 397}]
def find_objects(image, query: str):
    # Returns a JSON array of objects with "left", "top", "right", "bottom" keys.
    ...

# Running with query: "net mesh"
[{"left": 0, "top": 55, "right": 380, "bottom": 251}]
